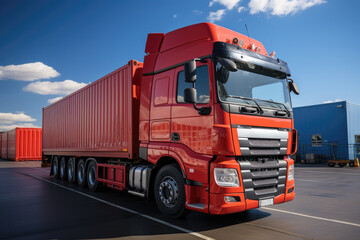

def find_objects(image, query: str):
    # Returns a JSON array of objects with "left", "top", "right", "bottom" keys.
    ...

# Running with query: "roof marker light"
[
  {"left": 270, "top": 51, "right": 276, "bottom": 58},
  {"left": 255, "top": 47, "right": 261, "bottom": 53}
]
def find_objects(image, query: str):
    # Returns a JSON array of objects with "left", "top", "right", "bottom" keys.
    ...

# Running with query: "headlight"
[
  {"left": 214, "top": 168, "right": 240, "bottom": 187},
  {"left": 288, "top": 165, "right": 294, "bottom": 181}
]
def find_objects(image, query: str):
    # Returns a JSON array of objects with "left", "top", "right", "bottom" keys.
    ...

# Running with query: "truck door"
[{"left": 170, "top": 60, "right": 214, "bottom": 155}]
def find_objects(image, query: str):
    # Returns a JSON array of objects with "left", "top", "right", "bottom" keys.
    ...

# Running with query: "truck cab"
[{"left": 140, "top": 23, "right": 298, "bottom": 216}]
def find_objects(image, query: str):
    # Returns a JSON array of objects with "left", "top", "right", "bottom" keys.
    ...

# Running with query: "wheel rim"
[
  {"left": 88, "top": 166, "right": 96, "bottom": 187},
  {"left": 159, "top": 176, "right": 179, "bottom": 208},
  {"left": 78, "top": 164, "right": 84, "bottom": 183},
  {"left": 60, "top": 159, "right": 65, "bottom": 177}
]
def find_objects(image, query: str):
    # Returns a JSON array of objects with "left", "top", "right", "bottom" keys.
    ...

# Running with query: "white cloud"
[
  {"left": 209, "top": 0, "right": 241, "bottom": 10},
  {"left": 0, "top": 123, "right": 39, "bottom": 132},
  {"left": 173, "top": 14, "right": 177, "bottom": 18},
  {"left": 0, "top": 112, "right": 36, "bottom": 124},
  {"left": 248, "top": 0, "right": 326, "bottom": 16},
  {"left": 23, "top": 79, "right": 87, "bottom": 95},
  {"left": 192, "top": 9, "right": 204, "bottom": 15},
  {"left": 207, "top": 9, "right": 226, "bottom": 22},
  {"left": 322, "top": 99, "right": 343, "bottom": 104},
  {"left": 0, "top": 62, "right": 60, "bottom": 81},
  {"left": 47, "top": 97, "right": 63, "bottom": 104},
  {"left": 238, "top": 6, "right": 245, "bottom": 12}
]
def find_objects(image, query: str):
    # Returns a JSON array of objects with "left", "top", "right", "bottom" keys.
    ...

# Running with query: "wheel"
[
  {"left": 52, "top": 156, "right": 60, "bottom": 178},
  {"left": 349, "top": 162, "right": 355, "bottom": 167},
  {"left": 339, "top": 163, "right": 346, "bottom": 167},
  {"left": 86, "top": 160, "right": 98, "bottom": 191},
  {"left": 154, "top": 164, "right": 187, "bottom": 218},
  {"left": 67, "top": 157, "right": 75, "bottom": 182},
  {"left": 328, "top": 162, "right": 335, "bottom": 167},
  {"left": 60, "top": 157, "right": 67, "bottom": 180},
  {"left": 77, "top": 159, "right": 86, "bottom": 187}
]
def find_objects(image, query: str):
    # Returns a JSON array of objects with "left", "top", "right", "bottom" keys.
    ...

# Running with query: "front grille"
[
  {"left": 238, "top": 159, "right": 287, "bottom": 200},
  {"left": 236, "top": 126, "right": 289, "bottom": 156}
]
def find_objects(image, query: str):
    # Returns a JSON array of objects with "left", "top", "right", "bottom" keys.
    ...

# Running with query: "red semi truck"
[{"left": 42, "top": 22, "right": 299, "bottom": 217}]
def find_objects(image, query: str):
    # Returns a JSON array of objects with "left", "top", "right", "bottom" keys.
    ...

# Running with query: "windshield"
[{"left": 216, "top": 61, "right": 292, "bottom": 111}]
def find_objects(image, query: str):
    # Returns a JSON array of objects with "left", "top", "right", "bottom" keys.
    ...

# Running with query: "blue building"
[{"left": 293, "top": 101, "right": 360, "bottom": 161}]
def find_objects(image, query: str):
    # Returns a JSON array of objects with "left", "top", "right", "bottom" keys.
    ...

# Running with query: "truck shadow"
[{"left": 50, "top": 180, "right": 272, "bottom": 240}]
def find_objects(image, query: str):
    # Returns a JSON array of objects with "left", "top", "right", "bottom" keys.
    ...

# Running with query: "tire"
[
  {"left": 339, "top": 163, "right": 346, "bottom": 168},
  {"left": 154, "top": 164, "right": 187, "bottom": 218},
  {"left": 87, "top": 160, "right": 98, "bottom": 191},
  {"left": 52, "top": 156, "right": 60, "bottom": 178},
  {"left": 67, "top": 157, "right": 75, "bottom": 182},
  {"left": 349, "top": 162, "right": 355, "bottom": 167},
  {"left": 328, "top": 162, "right": 335, "bottom": 167},
  {"left": 77, "top": 159, "right": 86, "bottom": 187},
  {"left": 60, "top": 157, "right": 67, "bottom": 180}
]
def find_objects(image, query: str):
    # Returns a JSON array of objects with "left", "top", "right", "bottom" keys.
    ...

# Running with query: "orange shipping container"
[{"left": 2, "top": 128, "right": 42, "bottom": 161}]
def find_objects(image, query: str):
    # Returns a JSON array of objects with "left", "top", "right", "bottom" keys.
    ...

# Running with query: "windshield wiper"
[
  {"left": 256, "top": 99, "right": 291, "bottom": 117},
  {"left": 227, "top": 95, "right": 264, "bottom": 114}
]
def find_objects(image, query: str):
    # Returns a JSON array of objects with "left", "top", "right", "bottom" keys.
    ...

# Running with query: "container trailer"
[
  {"left": 42, "top": 22, "right": 299, "bottom": 217},
  {"left": 1, "top": 128, "right": 42, "bottom": 161}
]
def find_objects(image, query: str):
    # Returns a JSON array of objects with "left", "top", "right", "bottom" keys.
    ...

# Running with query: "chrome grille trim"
[
  {"left": 236, "top": 126, "right": 289, "bottom": 156},
  {"left": 238, "top": 159, "right": 288, "bottom": 200}
]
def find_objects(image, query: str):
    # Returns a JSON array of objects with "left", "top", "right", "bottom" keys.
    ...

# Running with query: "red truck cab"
[
  {"left": 43, "top": 22, "right": 298, "bottom": 218},
  {"left": 139, "top": 23, "right": 298, "bottom": 216}
]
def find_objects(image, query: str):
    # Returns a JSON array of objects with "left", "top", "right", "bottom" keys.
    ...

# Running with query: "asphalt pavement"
[{"left": 0, "top": 160, "right": 359, "bottom": 240}]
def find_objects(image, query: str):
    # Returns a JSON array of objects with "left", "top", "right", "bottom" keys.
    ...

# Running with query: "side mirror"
[
  {"left": 219, "top": 58, "right": 237, "bottom": 72},
  {"left": 184, "top": 60, "right": 196, "bottom": 83},
  {"left": 184, "top": 88, "right": 197, "bottom": 103},
  {"left": 288, "top": 78, "right": 300, "bottom": 95}
]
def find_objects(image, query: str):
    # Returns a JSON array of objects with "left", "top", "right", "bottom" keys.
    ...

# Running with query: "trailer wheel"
[
  {"left": 87, "top": 160, "right": 98, "bottom": 191},
  {"left": 349, "top": 162, "right": 355, "bottom": 167},
  {"left": 77, "top": 159, "right": 86, "bottom": 187},
  {"left": 154, "top": 164, "right": 187, "bottom": 218},
  {"left": 67, "top": 157, "right": 75, "bottom": 182},
  {"left": 328, "top": 162, "right": 335, "bottom": 167},
  {"left": 52, "top": 156, "right": 60, "bottom": 178},
  {"left": 59, "top": 157, "right": 67, "bottom": 180}
]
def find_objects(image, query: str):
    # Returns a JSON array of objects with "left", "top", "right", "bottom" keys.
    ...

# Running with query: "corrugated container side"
[
  {"left": 6, "top": 128, "right": 42, "bottom": 161},
  {"left": 7, "top": 129, "right": 16, "bottom": 160},
  {"left": 43, "top": 61, "right": 142, "bottom": 159},
  {"left": 1, "top": 132, "right": 8, "bottom": 159}
]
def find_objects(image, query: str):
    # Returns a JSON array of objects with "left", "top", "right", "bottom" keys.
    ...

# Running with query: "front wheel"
[{"left": 154, "top": 164, "right": 187, "bottom": 218}]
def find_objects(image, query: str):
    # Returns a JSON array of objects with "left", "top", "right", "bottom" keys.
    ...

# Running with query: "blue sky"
[{"left": 0, "top": 0, "right": 359, "bottom": 131}]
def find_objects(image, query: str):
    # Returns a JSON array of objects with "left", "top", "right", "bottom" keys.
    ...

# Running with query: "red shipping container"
[
  {"left": 42, "top": 61, "right": 142, "bottom": 159},
  {"left": 1, "top": 132, "right": 8, "bottom": 159},
  {"left": 3, "top": 128, "right": 42, "bottom": 161}
]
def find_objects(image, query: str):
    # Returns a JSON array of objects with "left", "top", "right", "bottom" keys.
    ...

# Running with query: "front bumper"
[{"left": 206, "top": 156, "right": 295, "bottom": 215}]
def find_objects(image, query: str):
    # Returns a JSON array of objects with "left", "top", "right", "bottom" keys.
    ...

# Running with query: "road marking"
[
  {"left": 295, "top": 179, "right": 322, "bottom": 183},
  {"left": 27, "top": 174, "right": 214, "bottom": 240},
  {"left": 262, "top": 207, "right": 360, "bottom": 227},
  {"left": 299, "top": 170, "right": 360, "bottom": 176}
]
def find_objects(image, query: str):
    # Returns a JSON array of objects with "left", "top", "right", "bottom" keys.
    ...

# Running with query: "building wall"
[
  {"left": 346, "top": 102, "right": 360, "bottom": 159},
  {"left": 294, "top": 101, "right": 348, "bottom": 160}
]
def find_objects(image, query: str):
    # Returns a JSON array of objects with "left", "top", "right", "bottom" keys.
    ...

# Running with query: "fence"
[{"left": 299, "top": 143, "right": 360, "bottom": 163}]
